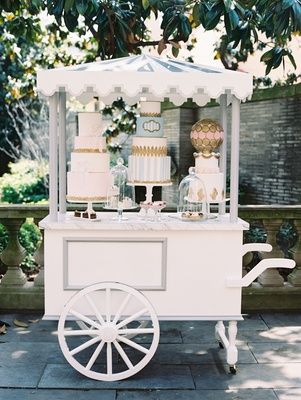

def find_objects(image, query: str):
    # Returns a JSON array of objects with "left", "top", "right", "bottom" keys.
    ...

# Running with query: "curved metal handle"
[
  {"left": 242, "top": 243, "right": 272, "bottom": 256},
  {"left": 227, "top": 258, "right": 296, "bottom": 287}
]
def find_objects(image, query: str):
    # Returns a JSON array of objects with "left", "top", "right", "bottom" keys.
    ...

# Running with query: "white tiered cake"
[
  {"left": 67, "top": 112, "right": 111, "bottom": 202},
  {"left": 128, "top": 101, "right": 171, "bottom": 184}
]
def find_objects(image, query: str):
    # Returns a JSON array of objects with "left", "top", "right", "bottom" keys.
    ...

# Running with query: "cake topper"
[{"left": 190, "top": 118, "right": 224, "bottom": 156}]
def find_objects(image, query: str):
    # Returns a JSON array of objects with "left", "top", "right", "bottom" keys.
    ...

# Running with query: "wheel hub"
[{"left": 99, "top": 324, "right": 118, "bottom": 342}]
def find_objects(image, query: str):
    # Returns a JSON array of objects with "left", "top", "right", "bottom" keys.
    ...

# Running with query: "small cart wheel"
[
  {"left": 58, "top": 282, "right": 160, "bottom": 381},
  {"left": 229, "top": 365, "right": 237, "bottom": 374}
]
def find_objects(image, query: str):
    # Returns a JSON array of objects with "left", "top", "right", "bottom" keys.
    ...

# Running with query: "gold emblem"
[
  {"left": 197, "top": 188, "right": 205, "bottom": 201},
  {"left": 210, "top": 188, "right": 218, "bottom": 201}
]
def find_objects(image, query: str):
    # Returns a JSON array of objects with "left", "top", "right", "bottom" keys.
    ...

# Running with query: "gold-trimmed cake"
[
  {"left": 128, "top": 101, "right": 171, "bottom": 184},
  {"left": 67, "top": 112, "right": 111, "bottom": 202}
]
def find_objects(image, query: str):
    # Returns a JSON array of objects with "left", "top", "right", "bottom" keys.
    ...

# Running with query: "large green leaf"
[
  {"left": 64, "top": 0, "right": 74, "bottom": 13},
  {"left": 75, "top": 0, "right": 88, "bottom": 15},
  {"left": 64, "top": 11, "right": 78, "bottom": 31}
]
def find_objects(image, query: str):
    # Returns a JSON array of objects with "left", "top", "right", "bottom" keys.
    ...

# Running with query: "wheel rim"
[{"left": 58, "top": 282, "right": 160, "bottom": 381}]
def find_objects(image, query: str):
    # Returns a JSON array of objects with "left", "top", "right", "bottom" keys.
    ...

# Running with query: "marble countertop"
[{"left": 39, "top": 212, "right": 249, "bottom": 231}]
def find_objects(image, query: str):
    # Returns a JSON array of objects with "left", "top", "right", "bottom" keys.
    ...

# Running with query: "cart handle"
[
  {"left": 242, "top": 243, "right": 272, "bottom": 256},
  {"left": 227, "top": 258, "right": 296, "bottom": 288}
]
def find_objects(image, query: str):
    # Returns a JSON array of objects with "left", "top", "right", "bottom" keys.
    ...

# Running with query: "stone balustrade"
[{"left": 0, "top": 204, "right": 300, "bottom": 311}]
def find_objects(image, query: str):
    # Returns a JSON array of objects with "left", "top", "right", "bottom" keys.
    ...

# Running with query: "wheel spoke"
[
  {"left": 70, "top": 336, "right": 101, "bottom": 356},
  {"left": 76, "top": 320, "right": 95, "bottom": 330},
  {"left": 69, "top": 309, "right": 102, "bottom": 330},
  {"left": 118, "top": 328, "right": 155, "bottom": 335},
  {"left": 117, "top": 335, "right": 149, "bottom": 355},
  {"left": 113, "top": 340, "right": 133, "bottom": 369},
  {"left": 112, "top": 293, "right": 131, "bottom": 324},
  {"left": 84, "top": 294, "right": 105, "bottom": 325},
  {"left": 64, "top": 329, "right": 97, "bottom": 336},
  {"left": 107, "top": 342, "right": 112, "bottom": 375},
  {"left": 85, "top": 340, "right": 105, "bottom": 370},
  {"left": 116, "top": 308, "right": 148, "bottom": 329},
  {"left": 106, "top": 288, "right": 111, "bottom": 322}
]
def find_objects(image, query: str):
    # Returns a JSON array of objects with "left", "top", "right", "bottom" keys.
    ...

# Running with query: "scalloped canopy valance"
[{"left": 37, "top": 54, "right": 253, "bottom": 106}]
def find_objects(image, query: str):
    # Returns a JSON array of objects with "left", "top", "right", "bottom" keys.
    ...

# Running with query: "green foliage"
[
  {"left": 0, "top": 159, "right": 48, "bottom": 204},
  {"left": 102, "top": 97, "right": 137, "bottom": 155}
]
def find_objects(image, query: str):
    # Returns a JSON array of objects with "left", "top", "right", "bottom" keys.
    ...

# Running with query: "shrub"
[{"left": 0, "top": 159, "right": 48, "bottom": 204}]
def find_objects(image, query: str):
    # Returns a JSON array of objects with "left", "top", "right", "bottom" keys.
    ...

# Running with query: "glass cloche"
[
  {"left": 177, "top": 167, "right": 210, "bottom": 221},
  {"left": 106, "top": 157, "right": 137, "bottom": 221}
]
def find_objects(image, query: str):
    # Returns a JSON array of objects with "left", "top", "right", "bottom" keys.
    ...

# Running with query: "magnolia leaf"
[
  {"left": 172, "top": 46, "right": 179, "bottom": 57},
  {"left": 192, "top": 3, "right": 201, "bottom": 26},
  {"left": 64, "top": 0, "right": 74, "bottom": 13},
  {"left": 142, "top": 0, "right": 150, "bottom": 10},
  {"left": 28, "top": 319, "right": 40, "bottom": 324},
  {"left": 158, "top": 38, "right": 167, "bottom": 55},
  {"left": 13, "top": 319, "right": 29, "bottom": 328},
  {"left": 0, "top": 325, "right": 6, "bottom": 334}
]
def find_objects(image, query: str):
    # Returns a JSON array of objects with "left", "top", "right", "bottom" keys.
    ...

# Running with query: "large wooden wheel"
[{"left": 58, "top": 282, "right": 160, "bottom": 381}]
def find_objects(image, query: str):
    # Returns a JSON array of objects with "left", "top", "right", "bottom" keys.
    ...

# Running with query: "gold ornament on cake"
[{"left": 190, "top": 119, "right": 224, "bottom": 155}]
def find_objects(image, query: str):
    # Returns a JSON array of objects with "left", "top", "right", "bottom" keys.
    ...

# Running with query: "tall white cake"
[
  {"left": 190, "top": 119, "right": 225, "bottom": 203},
  {"left": 67, "top": 112, "right": 111, "bottom": 202},
  {"left": 128, "top": 101, "right": 171, "bottom": 184}
]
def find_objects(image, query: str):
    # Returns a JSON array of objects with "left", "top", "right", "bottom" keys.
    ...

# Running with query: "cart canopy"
[{"left": 37, "top": 54, "right": 253, "bottom": 106}]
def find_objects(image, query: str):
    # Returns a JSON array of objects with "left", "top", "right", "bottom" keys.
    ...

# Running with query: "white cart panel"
[{"left": 41, "top": 213, "right": 248, "bottom": 320}]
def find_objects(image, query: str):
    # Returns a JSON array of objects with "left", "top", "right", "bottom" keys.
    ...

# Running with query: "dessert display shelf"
[{"left": 37, "top": 54, "right": 295, "bottom": 382}]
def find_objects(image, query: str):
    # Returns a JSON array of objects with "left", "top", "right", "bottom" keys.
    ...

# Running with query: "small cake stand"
[
  {"left": 67, "top": 199, "right": 106, "bottom": 221},
  {"left": 103, "top": 205, "right": 138, "bottom": 222}
]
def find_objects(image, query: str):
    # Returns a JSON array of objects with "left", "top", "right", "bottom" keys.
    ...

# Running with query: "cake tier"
[
  {"left": 128, "top": 155, "right": 171, "bottom": 184},
  {"left": 195, "top": 153, "right": 219, "bottom": 174},
  {"left": 136, "top": 116, "right": 163, "bottom": 137},
  {"left": 67, "top": 171, "right": 111, "bottom": 201},
  {"left": 70, "top": 152, "right": 110, "bottom": 173},
  {"left": 196, "top": 173, "right": 224, "bottom": 203},
  {"left": 132, "top": 137, "right": 167, "bottom": 156},
  {"left": 78, "top": 112, "right": 102, "bottom": 137},
  {"left": 74, "top": 136, "right": 106, "bottom": 151},
  {"left": 140, "top": 101, "right": 161, "bottom": 116}
]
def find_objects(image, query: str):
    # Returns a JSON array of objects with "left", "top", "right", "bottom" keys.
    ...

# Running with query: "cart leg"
[
  {"left": 215, "top": 321, "right": 226, "bottom": 349},
  {"left": 227, "top": 320, "right": 238, "bottom": 373}
]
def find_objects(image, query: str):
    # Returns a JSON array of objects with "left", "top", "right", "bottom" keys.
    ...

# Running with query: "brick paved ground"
[{"left": 0, "top": 313, "right": 300, "bottom": 399}]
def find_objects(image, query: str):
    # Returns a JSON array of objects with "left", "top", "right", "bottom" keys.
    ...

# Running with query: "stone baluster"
[
  {"left": 288, "top": 219, "right": 301, "bottom": 286},
  {"left": 33, "top": 218, "right": 44, "bottom": 288},
  {"left": 258, "top": 219, "right": 284, "bottom": 286},
  {"left": 0, "top": 218, "right": 27, "bottom": 286}
]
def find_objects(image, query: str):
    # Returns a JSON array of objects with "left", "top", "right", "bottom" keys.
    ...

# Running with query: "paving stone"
[
  {"left": 0, "top": 364, "right": 45, "bottom": 388},
  {"left": 0, "top": 342, "right": 66, "bottom": 365},
  {"left": 191, "top": 363, "right": 301, "bottom": 389},
  {"left": 261, "top": 314, "right": 301, "bottom": 329},
  {"left": 249, "top": 343, "right": 301, "bottom": 363},
  {"left": 0, "top": 389, "right": 116, "bottom": 400},
  {"left": 140, "top": 343, "right": 256, "bottom": 365},
  {"left": 38, "top": 364, "right": 195, "bottom": 389},
  {"left": 239, "top": 326, "right": 301, "bottom": 344},
  {"left": 117, "top": 388, "right": 278, "bottom": 399},
  {"left": 275, "top": 389, "right": 301, "bottom": 400},
  {"left": 0, "top": 317, "right": 59, "bottom": 343}
]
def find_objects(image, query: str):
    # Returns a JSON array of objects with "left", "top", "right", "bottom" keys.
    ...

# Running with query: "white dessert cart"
[{"left": 37, "top": 55, "right": 295, "bottom": 381}]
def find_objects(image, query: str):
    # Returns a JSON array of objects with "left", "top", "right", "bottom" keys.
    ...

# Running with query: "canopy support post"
[
  {"left": 59, "top": 91, "right": 67, "bottom": 215},
  {"left": 230, "top": 96, "right": 240, "bottom": 223},
  {"left": 219, "top": 94, "right": 227, "bottom": 215},
  {"left": 49, "top": 93, "right": 58, "bottom": 222}
]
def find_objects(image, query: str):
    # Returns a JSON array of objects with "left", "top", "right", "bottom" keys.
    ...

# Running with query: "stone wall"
[{"left": 161, "top": 84, "right": 301, "bottom": 205}]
